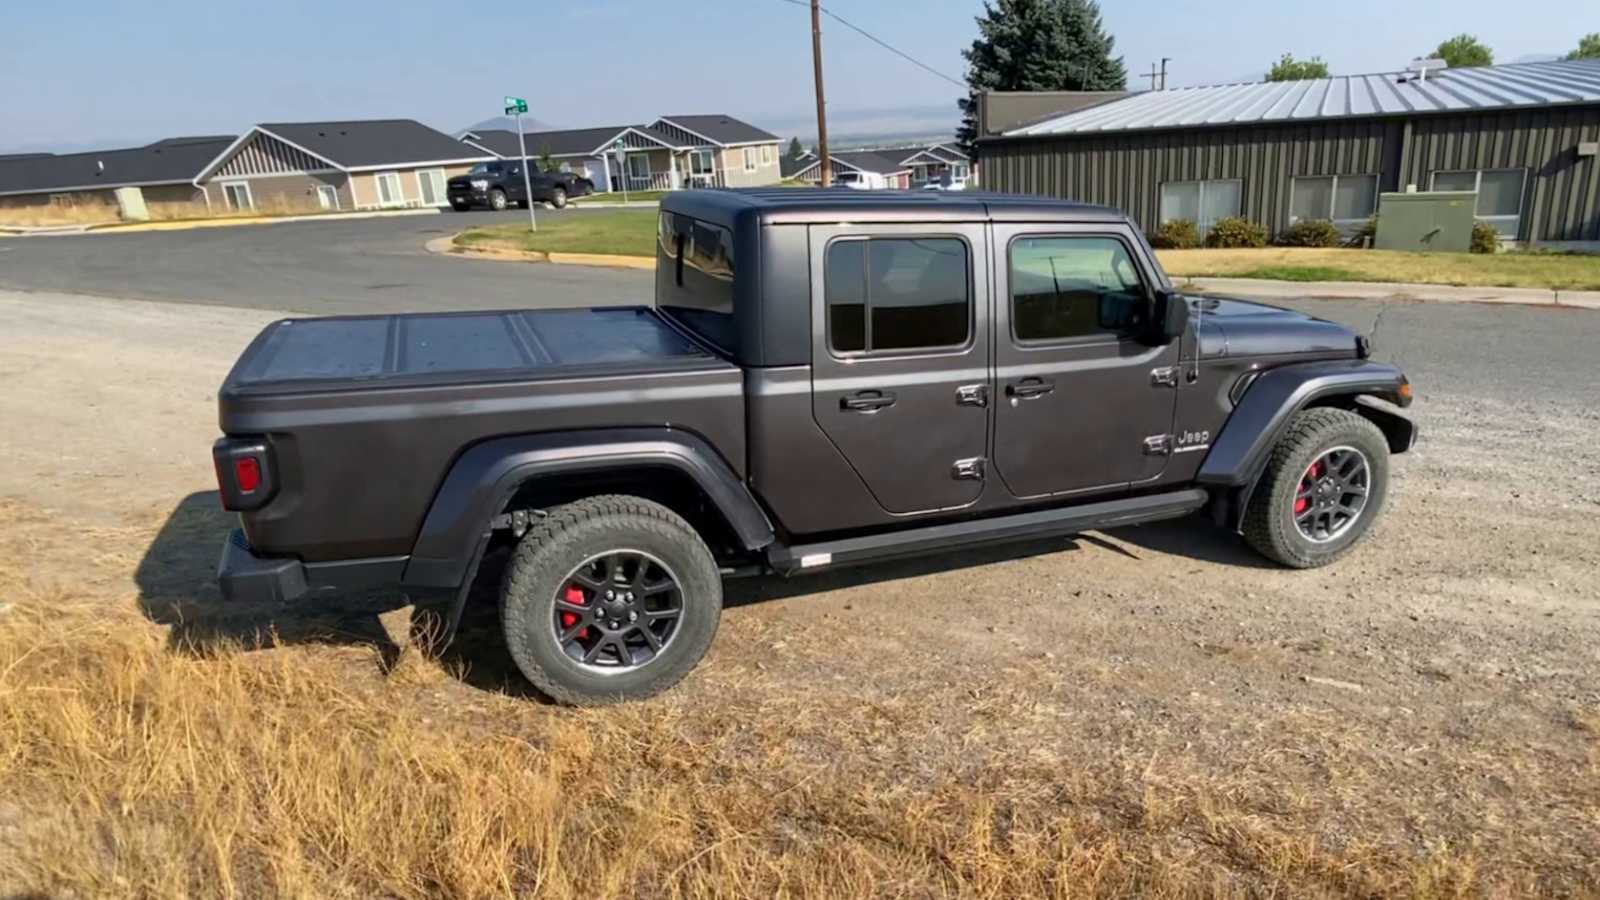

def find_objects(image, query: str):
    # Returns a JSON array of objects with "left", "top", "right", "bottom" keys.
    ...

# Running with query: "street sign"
[
  {"left": 504, "top": 96, "right": 536, "bottom": 232},
  {"left": 612, "top": 138, "right": 627, "bottom": 154},
  {"left": 504, "top": 96, "right": 529, "bottom": 115}
]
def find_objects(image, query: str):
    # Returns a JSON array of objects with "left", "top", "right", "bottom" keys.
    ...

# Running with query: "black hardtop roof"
[{"left": 662, "top": 187, "right": 1126, "bottom": 227}]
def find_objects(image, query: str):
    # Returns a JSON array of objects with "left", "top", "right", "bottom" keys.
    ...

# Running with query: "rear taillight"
[{"left": 213, "top": 437, "right": 276, "bottom": 511}]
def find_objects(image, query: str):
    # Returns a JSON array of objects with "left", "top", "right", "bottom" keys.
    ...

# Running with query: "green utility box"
[{"left": 1374, "top": 191, "right": 1476, "bottom": 253}]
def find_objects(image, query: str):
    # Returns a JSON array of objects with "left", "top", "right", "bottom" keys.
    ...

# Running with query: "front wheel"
[
  {"left": 500, "top": 495, "right": 722, "bottom": 705},
  {"left": 488, "top": 189, "right": 508, "bottom": 211},
  {"left": 549, "top": 186, "right": 567, "bottom": 209},
  {"left": 1243, "top": 408, "right": 1390, "bottom": 569}
]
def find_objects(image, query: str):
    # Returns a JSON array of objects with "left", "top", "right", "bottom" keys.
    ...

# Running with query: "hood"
[{"left": 1184, "top": 295, "right": 1358, "bottom": 360}]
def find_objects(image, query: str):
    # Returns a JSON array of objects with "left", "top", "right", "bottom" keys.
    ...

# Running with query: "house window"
[
  {"left": 316, "top": 184, "right": 339, "bottom": 210},
  {"left": 375, "top": 172, "right": 403, "bottom": 206},
  {"left": 1159, "top": 179, "right": 1241, "bottom": 232},
  {"left": 760, "top": 145, "right": 774, "bottom": 166},
  {"left": 1010, "top": 236, "right": 1148, "bottom": 342},
  {"left": 1431, "top": 169, "right": 1526, "bottom": 237},
  {"left": 627, "top": 153, "right": 652, "bottom": 178},
  {"left": 826, "top": 237, "right": 971, "bottom": 355},
  {"left": 221, "top": 182, "right": 253, "bottom": 210},
  {"left": 689, "top": 149, "right": 715, "bottom": 176},
  {"left": 1291, "top": 174, "right": 1377, "bottom": 224},
  {"left": 743, "top": 147, "right": 758, "bottom": 173},
  {"left": 415, "top": 169, "right": 447, "bottom": 206}
]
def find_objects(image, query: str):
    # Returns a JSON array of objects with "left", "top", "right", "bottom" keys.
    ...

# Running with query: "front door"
[
  {"left": 809, "top": 224, "right": 991, "bottom": 515},
  {"left": 991, "top": 224, "right": 1181, "bottom": 499}
]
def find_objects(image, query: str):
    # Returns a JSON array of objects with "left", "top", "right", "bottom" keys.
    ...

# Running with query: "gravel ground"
[{"left": 2, "top": 287, "right": 1597, "bottom": 890}]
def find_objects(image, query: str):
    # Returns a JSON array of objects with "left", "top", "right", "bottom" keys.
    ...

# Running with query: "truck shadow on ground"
[{"left": 135, "top": 493, "right": 1269, "bottom": 701}]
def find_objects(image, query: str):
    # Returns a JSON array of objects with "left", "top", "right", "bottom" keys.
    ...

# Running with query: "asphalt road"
[
  {"left": 2, "top": 211, "right": 1596, "bottom": 408},
  {"left": 0, "top": 209, "right": 652, "bottom": 314}
]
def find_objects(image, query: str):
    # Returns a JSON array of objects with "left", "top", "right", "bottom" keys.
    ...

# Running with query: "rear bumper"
[{"left": 217, "top": 529, "right": 409, "bottom": 604}]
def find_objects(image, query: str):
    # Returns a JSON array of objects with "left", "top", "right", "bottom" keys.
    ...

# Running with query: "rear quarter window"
[{"left": 655, "top": 211, "right": 738, "bottom": 354}]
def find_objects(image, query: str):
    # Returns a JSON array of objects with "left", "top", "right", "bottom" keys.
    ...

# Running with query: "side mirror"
[{"left": 1144, "top": 289, "right": 1189, "bottom": 345}]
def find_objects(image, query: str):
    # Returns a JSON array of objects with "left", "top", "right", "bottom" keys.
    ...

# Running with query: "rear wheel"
[
  {"left": 1243, "top": 408, "right": 1390, "bottom": 568},
  {"left": 488, "top": 189, "right": 508, "bottom": 211},
  {"left": 549, "top": 186, "right": 568, "bottom": 209},
  {"left": 500, "top": 495, "right": 722, "bottom": 705}
]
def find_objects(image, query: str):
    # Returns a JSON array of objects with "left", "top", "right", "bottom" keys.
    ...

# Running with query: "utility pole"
[
  {"left": 810, "top": 0, "right": 831, "bottom": 187},
  {"left": 1143, "top": 62, "right": 1160, "bottom": 91}
]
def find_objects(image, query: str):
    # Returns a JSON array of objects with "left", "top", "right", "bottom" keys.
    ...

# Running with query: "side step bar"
[{"left": 767, "top": 488, "right": 1209, "bottom": 575}]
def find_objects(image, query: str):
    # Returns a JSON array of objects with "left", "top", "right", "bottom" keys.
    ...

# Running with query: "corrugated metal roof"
[{"left": 1005, "top": 58, "right": 1600, "bottom": 137}]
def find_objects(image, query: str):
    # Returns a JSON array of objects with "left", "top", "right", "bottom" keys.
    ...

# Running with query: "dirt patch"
[{"left": 1, "top": 290, "right": 1597, "bottom": 897}]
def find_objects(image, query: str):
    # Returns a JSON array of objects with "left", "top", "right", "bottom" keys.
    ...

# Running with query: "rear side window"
[
  {"left": 826, "top": 237, "right": 970, "bottom": 354},
  {"left": 1010, "top": 236, "right": 1148, "bottom": 342},
  {"left": 656, "top": 211, "right": 737, "bottom": 353}
]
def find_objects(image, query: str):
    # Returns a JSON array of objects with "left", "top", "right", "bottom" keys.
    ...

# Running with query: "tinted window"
[
  {"left": 656, "top": 211, "right": 738, "bottom": 353},
  {"left": 825, "top": 237, "right": 969, "bottom": 354},
  {"left": 1010, "top": 237, "right": 1148, "bottom": 341}
]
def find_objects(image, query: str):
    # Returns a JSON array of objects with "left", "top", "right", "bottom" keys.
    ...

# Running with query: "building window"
[
  {"left": 1431, "top": 169, "right": 1526, "bottom": 237},
  {"left": 689, "top": 149, "right": 715, "bottom": 176},
  {"left": 1010, "top": 236, "right": 1148, "bottom": 342},
  {"left": 760, "top": 145, "right": 774, "bottom": 166},
  {"left": 316, "top": 184, "right": 339, "bottom": 210},
  {"left": 627, "top": 153, "right": 652, "bottom": 178},
  {"left": 743, "top": 147, "right": 758, "bottom": 173},
  {"left": 221, "top": 181, "right": 253, "bottom": 210},
  {"left": 1159, "top": 179, "right": 1241, "bottom": 232},
  {"left": 826, "top": 237, "right": 971, "bottom": 354},
  {"left": 415, "top": 169, "right": 447, "bottom": 206},
  {"left": 375, "top": 172, "right": 403, "bottom": 206},
  {"left": 1291, "top": 174, "right": 1377, "bottom": 224}
]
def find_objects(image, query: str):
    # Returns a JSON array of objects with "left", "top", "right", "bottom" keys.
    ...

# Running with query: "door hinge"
[
  {"left": 1150, "top": 366, "right": 1179, "bottom": 388},
  {"left": 956, "top": 383, "right": 989, "bottom": 407},
  {"left": 1142, "top": 435, "right": 1172, "bottom": 456},
  {"left": 952, "top": 457, "right": 986, "bottom": 480}
]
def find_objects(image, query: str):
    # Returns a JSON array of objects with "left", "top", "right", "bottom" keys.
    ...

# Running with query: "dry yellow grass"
[
  {"left": 1157, "top": 247, "right": 1600, "bottom": 291},
  {"left": 1, "top": 496, "right": 1595, "bottom": 899},
  {"left": 0, "top": 196, "right": 336, "bottom": 229}
]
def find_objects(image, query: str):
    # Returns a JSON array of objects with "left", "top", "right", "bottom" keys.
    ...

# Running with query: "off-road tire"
[
  {"left": 488, "top": 189, "right": 508, "bottom": 211},
  {"left": 1243, "top": 407, "right": 1390, "bottom": 569},
  {"left": 500, "top": 495, "right": 721, "bottom": 705},
  {"left": 549, "top": 187, "right": 567, "bottom": 209}
]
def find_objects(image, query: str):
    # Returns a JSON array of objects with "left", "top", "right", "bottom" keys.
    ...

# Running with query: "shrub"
[
  {"left": 1276, "top": 219, "right": 1341, "bottom": 248},
  {"left": 1150, "top": 219, "right": 1199, "bottom": 249},
  {"left": 1345, "top": 215, "right": 1378, "bottom": 248},
  {"left": 1470, "top": 221, "right": 1500, "bottom": 254},
  {"left": 1204, "top": 216, "right": 1268, "bottom": 249}
]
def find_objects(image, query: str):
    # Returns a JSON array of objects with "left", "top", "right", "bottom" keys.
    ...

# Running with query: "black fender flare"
[
  {"left": 1197, "top": 360, "right": 1415, "bottom": 530},
  {"left": 401, "top": 428, "right": 774, "bottom": 591}
]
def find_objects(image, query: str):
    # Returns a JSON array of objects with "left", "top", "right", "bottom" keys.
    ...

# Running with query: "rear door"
[
  {"left": 809, "top": 224, "right": 992, "bottom": 515},
  {"left": 991, "top": 223, "right": 1180, "bottom": 499}
]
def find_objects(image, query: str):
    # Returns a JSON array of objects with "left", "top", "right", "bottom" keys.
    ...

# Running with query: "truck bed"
[{"left": 219, "top": 307, "right": 746, "bottom": 562}]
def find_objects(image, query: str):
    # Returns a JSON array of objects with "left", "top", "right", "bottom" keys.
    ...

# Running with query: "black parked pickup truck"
[
  {"left": 215, "top": 189, "right": 1415, "bottom": 704},
  {"left": 446, "top": 160, "right": 592, "bottom": 212}
]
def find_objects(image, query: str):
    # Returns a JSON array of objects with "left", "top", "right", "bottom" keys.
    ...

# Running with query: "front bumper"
[{"left": 217, "top": 529, "right": 409, "bottom": 604}]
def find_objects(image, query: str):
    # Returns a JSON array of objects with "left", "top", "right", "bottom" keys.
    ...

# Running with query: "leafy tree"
[
  {"left": 785, "top": 136, "right": 805, "bottom": 159},
  {"left": 1568, "top": 33, "right": 1600, "bottom": 60},
  {"left": 1266, "top": 53, "right": 1329, "bottom": 81},
  {"left": 956, "top": 0, "right": 1127, "bottom": 158},
  {"left": 1431, "top": 34, "right": 1493, "bottom": 68}
]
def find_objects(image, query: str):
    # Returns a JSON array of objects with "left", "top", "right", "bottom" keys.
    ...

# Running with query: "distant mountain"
[{"left": 458, "top": 115, "right": 555, "bottom": 136}]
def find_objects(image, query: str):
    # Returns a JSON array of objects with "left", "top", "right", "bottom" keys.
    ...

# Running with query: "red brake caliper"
[
  {"left": 560, "top": 585, "right": 590, "bottom": 640},
  {"left": 1294, "top": 461, "right": 1322, "bottom": 515}
]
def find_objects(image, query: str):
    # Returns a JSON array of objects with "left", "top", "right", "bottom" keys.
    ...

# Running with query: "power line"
[{"left": 776, "top": 0, "right": 966, "bottom": 88}]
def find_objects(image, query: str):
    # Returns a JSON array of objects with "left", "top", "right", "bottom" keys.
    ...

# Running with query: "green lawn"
[
  {"left": 571, "top": 190, "right": 670, "bottom": 205},
  {"left": 1158, "top": 247, "right": 1600, "bottom": 291},
  {"left": 455, "top": 209, "right": 657, "bottom": 257}
]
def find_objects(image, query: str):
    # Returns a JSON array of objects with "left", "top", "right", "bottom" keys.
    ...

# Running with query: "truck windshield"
[
  {"left": 655, "top": 211, "right": 737, "bottom": 355},
  {"left": 468, "top": 162, "right": 502, "bottom": 175}
]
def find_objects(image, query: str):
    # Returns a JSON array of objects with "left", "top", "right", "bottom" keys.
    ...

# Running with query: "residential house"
[
  {"left": 0, "top": 135, "right": 233, "bottom": 215},
  {"left": 193, "top": 119, "right": 495, "bottom": 212},
  {"left": 792, "top": 149, "right": 913, "bottom": 189},
  {"left": 901, "top": 143, "right": 973, "bottom": 188},
  {"left": 462, "top": 114, "right": 784, "bottom": 193},
  {"left": 979, "top": 58, "right": 1600, "bottom": 247}
]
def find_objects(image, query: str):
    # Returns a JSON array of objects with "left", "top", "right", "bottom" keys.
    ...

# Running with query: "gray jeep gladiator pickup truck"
[{"left": 214, "top": 188, "right": 1415, "bottom": 704}]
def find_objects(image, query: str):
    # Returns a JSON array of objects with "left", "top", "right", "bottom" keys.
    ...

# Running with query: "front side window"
[
  {"left": 826, "top": 237, "right": 970, "bottom": 354},
  {"left": 1291, "top": 174, "right": 1378, "bottom": 223},
  {"left": 1160, "top": 179, "right": 1240, "bottom": 232},
  {"left": 1010, "top": 236, "right": 1148, "bottom": 342},
  {"left": 1433, "top": 169, "right": 1525, "bottom": 237}
]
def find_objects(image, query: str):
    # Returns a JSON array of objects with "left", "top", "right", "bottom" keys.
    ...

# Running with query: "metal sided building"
[{"left": 978, "top": 59, "right": 1600, "bottom": 247}]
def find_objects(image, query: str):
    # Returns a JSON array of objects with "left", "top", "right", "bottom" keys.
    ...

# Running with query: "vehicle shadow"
[{"left": 1103, "top": 514, "right": 1278, "bottom": 569}]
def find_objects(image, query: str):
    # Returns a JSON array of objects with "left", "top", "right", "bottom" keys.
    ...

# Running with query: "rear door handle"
[
  {"left": 1006, "top": 378, "right": 1054, "bottom": 399},
  {"left": 841, "top": 390, "right": 896, "bottom": 412}
]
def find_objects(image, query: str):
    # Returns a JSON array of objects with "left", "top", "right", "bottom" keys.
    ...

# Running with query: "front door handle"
[
  {"left": 841, "top": 390, "right": 896, "bottom": 412},
  {"left": 1006, "top": 378, "right": 1055, "bottom": 399}
]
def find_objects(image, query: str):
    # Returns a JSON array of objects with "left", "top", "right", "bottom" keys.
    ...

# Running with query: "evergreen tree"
[
  {"left": 956, "top": 0, "right": 1126, "bottom": 158},
  {"left": 786, "top": 136, "right": 805, "bottom": 159}
]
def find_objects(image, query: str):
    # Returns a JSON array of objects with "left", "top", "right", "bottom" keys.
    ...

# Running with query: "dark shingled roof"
[
  {"left": 654, "top": 115, "right": 779, "bottom": 145},
  {"left": 257, "top": 119, "right": 490, "bottom": 168},
  {"left": 797, "top": 149, "right": 913, "bottom": 176},
  {"left": 0, "top": 136, "right": 235, "bottom": 197},
  {"left": 466, "top": 125, "right": 683, "bottom": 159}
]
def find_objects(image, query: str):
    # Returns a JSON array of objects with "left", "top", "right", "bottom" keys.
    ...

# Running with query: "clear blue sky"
[{"left": 0, "top": 0, "right": 1589, "bottom": 152}]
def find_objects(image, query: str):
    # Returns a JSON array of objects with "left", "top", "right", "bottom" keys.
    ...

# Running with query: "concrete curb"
[
  {"left": 427, "top": 236, "right": 655, "bottom": 270},
  {"left": 1, "top": 207, "right": 441, "bottom": 238},
  {"left": 1182, "top": 276, "right": 1600, "bottom": 310},
  {"left": 569, "top": 200, "right": 661, "bottom": 209}
]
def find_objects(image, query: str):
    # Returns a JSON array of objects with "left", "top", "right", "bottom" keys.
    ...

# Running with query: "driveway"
[{"left": 0, "top": 209, "right": 652, "bottom": 315}]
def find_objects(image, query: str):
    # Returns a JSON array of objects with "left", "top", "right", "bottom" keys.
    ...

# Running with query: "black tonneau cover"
[{"left": 223, "top": 307, "right": 719, "bottom": 395}]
